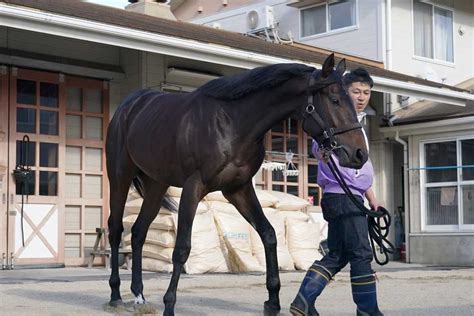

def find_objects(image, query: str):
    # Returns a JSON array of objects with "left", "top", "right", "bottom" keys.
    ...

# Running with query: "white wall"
[
  {"left": 189, "top": 0, "right": 383, "bottom": 61},
  {"left": 287, "top": 0, "right": 383, "bottom": 61},
  {"left": 391, "top": 0, "right": 474, "bottom": 87}
]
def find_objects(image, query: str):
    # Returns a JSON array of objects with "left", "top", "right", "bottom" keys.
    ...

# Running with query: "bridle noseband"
[{"left": 302, "top": 71, "right": 362, "bottom": 157}]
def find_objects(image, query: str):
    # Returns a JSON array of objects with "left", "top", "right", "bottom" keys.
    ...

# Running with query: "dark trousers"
[{"left": 318, "top": 193, "right": 373, "bottom": 277}]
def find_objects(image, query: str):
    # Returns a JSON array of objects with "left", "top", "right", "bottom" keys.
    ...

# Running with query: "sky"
[{"left": 85, "top": 0, "right": 131, "bottom": 9}]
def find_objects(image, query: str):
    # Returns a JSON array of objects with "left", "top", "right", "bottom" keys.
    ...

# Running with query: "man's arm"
[{"left": 365, "top": 187, "right": 380, "bottom": 210}]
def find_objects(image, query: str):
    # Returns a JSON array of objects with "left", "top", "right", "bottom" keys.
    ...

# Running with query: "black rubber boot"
[
  {"left": 290, "top": 264, "right": 332, "bottom": 316},
  {"left": 352, "top": 273, "right": 383, "bottom": 316},
  {"left": 356, "top": 304, "right": 384, "bottom": 316}
]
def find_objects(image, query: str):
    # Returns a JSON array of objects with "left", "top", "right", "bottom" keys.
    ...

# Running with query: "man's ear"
[
  {"left": 321, "top": 53, "right": 335, "bottom": 78},
  {"left": 336, "top": 58, "right": 346, "bottom": 74}
]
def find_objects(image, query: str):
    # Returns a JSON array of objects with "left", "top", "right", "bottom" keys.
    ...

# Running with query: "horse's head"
[{"left": 301, "top": 54, "right": 368, "bottom": 169}]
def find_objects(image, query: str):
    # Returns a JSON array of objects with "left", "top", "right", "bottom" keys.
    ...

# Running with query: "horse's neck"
[{"left": 234, "top": 89, "right": 304, "bottom": 141}]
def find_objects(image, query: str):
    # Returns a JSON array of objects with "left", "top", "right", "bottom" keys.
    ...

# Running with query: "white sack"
[
  {"left": 286, "top": 218, "right": 322, "bottom": 270},
  {"left": 266, "top": 191, "right": 310, "bottom": 211},
  {"left": 131, "top": 258, "right": 174, "bottom": 273},
  {"left": 249, "top": 208, "right": 294, "bottom": 271},
  {"left": 184, "top": 210, "right": 228, "bottom": 274},
  {"left": 211, "top": 206, "right": 265, "bottom": 273},
  {"left": 123, "top": 229, "right": 176, "bottom": 248},
  {"left": 123, "top": 213, "right": 176, "bottom": 231}
]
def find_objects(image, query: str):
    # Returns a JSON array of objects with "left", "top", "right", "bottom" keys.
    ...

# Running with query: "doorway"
[{"left": 0, "top": 66, "right": 108, "bottom": 268}]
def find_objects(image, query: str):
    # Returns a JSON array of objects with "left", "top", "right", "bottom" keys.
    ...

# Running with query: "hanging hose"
[
  {"left": 12, "top": 135, "right": 32, "bottom": 247},
  {"left": 328, "top": 156, "right": 395, "bottom": 265}
]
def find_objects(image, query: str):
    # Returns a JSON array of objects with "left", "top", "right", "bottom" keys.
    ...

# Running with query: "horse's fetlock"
[
  {"left": 163, "top": 292, "right": 176, "bottom": 305},
  {"left": 109, "top": 277, "right": 121, "bottom": 289},
  {"left": 267, "top": 276, "right": 281, "bottom": 291}
]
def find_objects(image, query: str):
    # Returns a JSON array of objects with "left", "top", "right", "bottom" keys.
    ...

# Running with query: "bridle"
[
  {"left": 302, "top": 70, "right": 395, "bottom": 265},
  {"left": 302, "top": 71, "right": 362, "bottom": 158}
]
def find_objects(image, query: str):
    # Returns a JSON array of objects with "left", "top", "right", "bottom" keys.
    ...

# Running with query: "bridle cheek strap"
[{"left": 303, "top": 73, "right": 362, "bottom": 152}]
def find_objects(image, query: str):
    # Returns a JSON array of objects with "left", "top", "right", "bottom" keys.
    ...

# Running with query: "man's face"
[{"left": 347, "top": 82, "right": 371, "bottom": 113}]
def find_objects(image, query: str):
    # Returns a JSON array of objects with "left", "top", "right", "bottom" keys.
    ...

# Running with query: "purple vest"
[{"left": 312, "top": 142, "right": 374, "bottom": 197}]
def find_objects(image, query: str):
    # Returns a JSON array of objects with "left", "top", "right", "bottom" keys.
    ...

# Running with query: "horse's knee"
[
  {"left": 108, "top": 223, "right": 124, "bottom": 246},
  {"left": 172, "top": 245, "right": 191, "bottom": 264},
  {"left": 131, "top": 226, "right": 146, "bottom": 248},
  {"left": 261, "top": 226, "right": 277, "bottom": 247}
]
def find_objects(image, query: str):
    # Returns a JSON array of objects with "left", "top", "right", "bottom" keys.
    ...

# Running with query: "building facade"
[
  {"left": 0, "top": 0, "right": 472, "bottom": 268},
  {"left": 172, "top": 0, "right": 474, "bottom": 265}
]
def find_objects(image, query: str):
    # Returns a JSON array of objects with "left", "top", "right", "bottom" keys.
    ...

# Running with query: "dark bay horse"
[{"left": 105, "top": 53, "right": 368, "bottom": 315}]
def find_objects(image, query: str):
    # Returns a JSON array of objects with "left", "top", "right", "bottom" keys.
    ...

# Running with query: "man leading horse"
[{"left": 291, "top": 68, "right": 384, "bottom": 316}]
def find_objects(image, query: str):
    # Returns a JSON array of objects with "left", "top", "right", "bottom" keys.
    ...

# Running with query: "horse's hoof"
[
  {"left": 264, "top": 301, "right": 281, "bottom": 316},
  {"left": 109, "top": 299, "right": 124, "bottom": 307},
  {"left": 163, "top": 308, "right": 175, "bottom": 316},
  {"left": 104, "top": 300, "right": 127, "bottom": 313},
  {"left": 133, "top": 303, "right": 157, "bottom": 314}
]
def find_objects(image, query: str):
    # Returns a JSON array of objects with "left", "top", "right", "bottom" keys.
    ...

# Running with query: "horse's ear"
[
  {"left": 322, "top": 53, "right": 335, "bottom": 78},
  {"left": 336, "top": 58, "right": 346, "bottom": 74}
]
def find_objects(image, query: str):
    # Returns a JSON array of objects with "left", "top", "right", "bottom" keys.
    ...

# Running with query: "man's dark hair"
[{"left": 343, "top": 67, "right": 374, "bottom": 88}]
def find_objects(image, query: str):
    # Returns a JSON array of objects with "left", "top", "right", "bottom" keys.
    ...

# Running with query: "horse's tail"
[{"left": 131, "top": 177, "right": 179, "bottom": 213}]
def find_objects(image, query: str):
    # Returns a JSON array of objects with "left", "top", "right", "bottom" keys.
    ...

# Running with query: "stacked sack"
[
  {"left": 122, "top": 187, "right": 324, "bottom": 273},
  {"left": 167, "top": 188, "right": 228, "bottom": 274},
  {"left": 123, "top": 187, "right": 228, "bottom": 274},
  {"left": 266, "top": 191, "right": 322, "bottom": 270},
  {"left": 123, "top": 189, "right": 176, "bottom": 273}
]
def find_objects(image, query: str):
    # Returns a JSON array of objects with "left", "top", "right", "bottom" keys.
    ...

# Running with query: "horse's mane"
[{"left": 199, "top": 63, "right": 315, "bottom": 100}]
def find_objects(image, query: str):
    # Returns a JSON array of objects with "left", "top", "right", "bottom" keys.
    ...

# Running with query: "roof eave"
[{"left": 1, "top": 2, "right": 473, "bottom": 106}]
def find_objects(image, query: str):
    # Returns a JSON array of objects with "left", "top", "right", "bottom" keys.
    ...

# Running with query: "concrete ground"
[{"left": 0, "top": 261, "right": 473, "bottom": 315}]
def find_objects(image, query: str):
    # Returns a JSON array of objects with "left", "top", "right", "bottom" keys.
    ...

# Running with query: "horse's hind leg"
[
  {"left": 163, "top": 173, "right": 207, "bottom": 316},
  {"left": 107, "top": 152, "right": 136, "bottom": 306},
  {"left": 223, "top": 182, "right": 281, "bottom": 315},
  {"left": 129, "top": 177, "right": 168, "bottom": 303}
]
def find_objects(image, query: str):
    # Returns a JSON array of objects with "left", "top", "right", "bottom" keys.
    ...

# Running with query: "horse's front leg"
[
  {"left": 130, "top": 180, "right": 168, "bottom": 304},
  {"left": 223, "top": 182, "right": 281, "bottom": 315},
  {"left": 163, "top": 174, "right": 207, "bottom": 316}
]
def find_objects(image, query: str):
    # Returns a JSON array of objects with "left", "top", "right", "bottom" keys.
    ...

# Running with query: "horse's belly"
[{"left": 211, "top": 163, "right": 257, "bottom": 190}]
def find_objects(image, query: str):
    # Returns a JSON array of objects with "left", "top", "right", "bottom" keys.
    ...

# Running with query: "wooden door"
[
  {"left": 8, "top": 68, "right": 63, "bottom": 266},
  {"left": 6, "top": 68, "right": 109, "bottom": 266}
]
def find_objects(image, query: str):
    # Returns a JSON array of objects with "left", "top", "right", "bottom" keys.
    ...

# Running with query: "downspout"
[
  {"left": 394, "top": 130, "right": 409, "bottom": 262},
  {"left": 385, "top": 0, "right": 393, "bottom": 116},
  {"left": 385, "top": 0, "right": 392, "bottom": 71}
]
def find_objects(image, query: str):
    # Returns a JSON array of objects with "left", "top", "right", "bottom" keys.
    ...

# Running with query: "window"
[
  {"left": 413, "top": 0, "right": 453, "bottom": 62},
  {"left": 301, "top": 0, "right": 357, "bottom": 37},
  {"left": 422, "top": 138, "right": 474, "bottom": 230}
]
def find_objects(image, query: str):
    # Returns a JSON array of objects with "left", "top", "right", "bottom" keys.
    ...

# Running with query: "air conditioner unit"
[{"left": 246, "top": 6, "right": 275, "bottom": 32}]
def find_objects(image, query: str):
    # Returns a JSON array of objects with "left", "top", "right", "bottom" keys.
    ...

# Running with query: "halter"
[{"left": 302, "top": 71, "right": 362, "bottom": 157}]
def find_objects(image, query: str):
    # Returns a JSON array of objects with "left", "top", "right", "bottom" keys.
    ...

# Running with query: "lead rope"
[{"left": 327, "top": 155, "right": 395, "bottom": 265}]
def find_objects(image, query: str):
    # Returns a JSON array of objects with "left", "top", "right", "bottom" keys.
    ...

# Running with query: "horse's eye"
[{"left": 331, "top": 98, "right": 339, "bottom": 104}]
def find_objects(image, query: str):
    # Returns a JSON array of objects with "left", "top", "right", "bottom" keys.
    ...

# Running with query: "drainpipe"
[
  {"left": 385, "top": 0, "right": 392, "bottom": 71},
  {"left": 384, "top": 0, "right": 393, "bottom": 116},
  {"left": 394, "top": 130, "right": 409, "bottom": 262}
]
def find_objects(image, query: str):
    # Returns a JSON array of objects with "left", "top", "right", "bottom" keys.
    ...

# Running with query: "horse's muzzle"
[{"left": 335, "top": 146, "right": 368, "bottom": 169}]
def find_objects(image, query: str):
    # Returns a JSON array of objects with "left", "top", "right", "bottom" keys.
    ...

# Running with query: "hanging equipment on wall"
[{"left": 12, "top": 135, "right": 33, "bottom": 247}]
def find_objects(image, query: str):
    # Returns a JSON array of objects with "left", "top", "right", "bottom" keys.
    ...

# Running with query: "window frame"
[
  {"left": 412, "top": 0, "right": 455, "bottom": 64},
  {"left": 420, "top": 136, "right": 474, "bottom": 232},
  {"left": 299, "top": 0, "right": 359, "bottom": 40}
]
